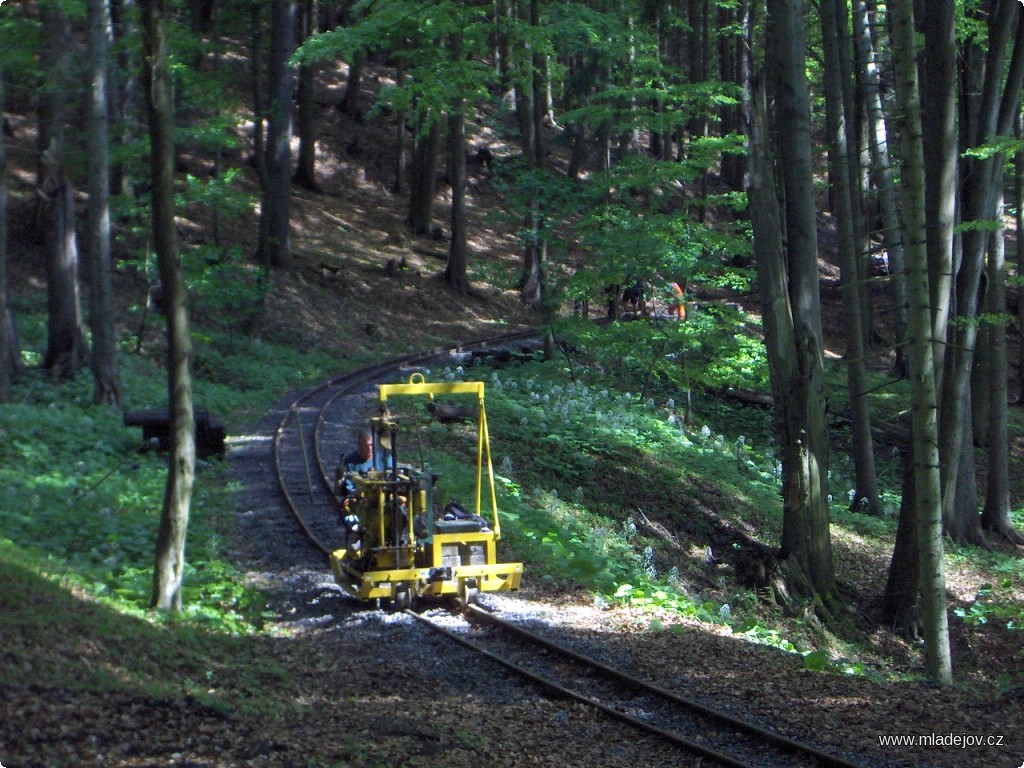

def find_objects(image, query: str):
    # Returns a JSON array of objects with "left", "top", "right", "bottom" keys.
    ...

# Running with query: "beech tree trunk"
[
  {"left": 141, "top": 0, "right": 196, "bottom": 612},
  {"left": 41, "top": 0, "right": 88, "bottom": 380},
  {"left": 392, "top": 56, "right": 407, "bottom": 195},
  {"left": 939, "top": 2, "right": 1024, "bottom": 544},
  {"left": 719, "top": 0, "right": 747, "bottom": 189},
  {"left": 889, "top": 0, "right": 951, "bottom": 686},
  {"left": 293, "top": 0, "right": 321, "bottom": 192},
  {"left": 853, "top": 0, "right": 908, "bottom": 376},
  {"left": 250, "top": 2, "right": 271, "bottom": 273},
  {"left": 88, "top": 0, "right": 121, "bottom": 407},
  {"left": 109, "top": 0, "right": 137, "bottom": 196},
  {"left": 0, "top": 62, "right": 16, "bottom": 402},
  {"left": 407, "top": 115, "right": 440, "bottom": 235},
  {"left": 261, "top": 0, "right": 296, "bottom": 269},
  {"left": 41, "top": 160, "right": 88, "bottom": 380},
  {"left": 1016, "top": 117, "right": 1024, "bottom": 403},
  {"left": 445, "top": 62, "right": 469, "bottom": 295},
  {"left": 921, "top": 0, "right": 957, "bottom": 376},
  {"left": 821, "top": 0, "right": 880, "bottom": 516},
  {"left": 981, "top": 191, "right": 1023, "bottom": 543},
  {"left": 881, "top": 455, "right": 919, "bottom": 630},
  {"left": 748, "top": 0, "right": 835, "bottom": 611},
  {"left": 519, "top": 0, "right": 543, "bottom": 304},
  {"left": 769, "top": 0, "right": 835, "bottom": 602},
  {"left": 340, "top": 51, "right": 364, "bottom": 118}
]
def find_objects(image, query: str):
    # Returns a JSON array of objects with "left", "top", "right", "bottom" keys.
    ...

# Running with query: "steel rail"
[
  {"left": 273, "top": 329, "right": 540, "bottom": 557},
  {"left": 464, "top": 605, "right": 869, "bottom": 768},
  {"left": 406, "top": 608, "right": 763, "bottom": 768}
]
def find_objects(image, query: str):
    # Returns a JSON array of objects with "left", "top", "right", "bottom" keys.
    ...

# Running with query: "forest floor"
[
  {"left": 235, "top": 78, "right": 1024, "bottom": 768},
  {"left": 4, "top": 49, "right": 1024, "bottom": 768}
]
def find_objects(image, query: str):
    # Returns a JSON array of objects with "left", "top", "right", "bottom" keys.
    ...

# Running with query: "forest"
[{"left": 1, "top": 0, "right": 1024, "bottom": 765}]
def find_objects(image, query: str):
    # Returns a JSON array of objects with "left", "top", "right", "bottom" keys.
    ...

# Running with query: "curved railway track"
[
  {"left": 268, "top": 333, "right": 871, "bottom": 768},
  {"left": 272, "top": 329, "right": 540, "bottom": 560}
]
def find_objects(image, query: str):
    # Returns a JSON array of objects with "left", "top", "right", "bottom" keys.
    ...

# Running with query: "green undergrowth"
[
  {"left": 406, "top": 342, "right": 1024, "bottom": 679},
  {"left": 405, "top": 355, "right": 849, "bottom": 664},
  {"left": 5, "top": 301, "right": 1024, "bottom": 688},
  {"left": 1, "top": 310, "right": 344, "bottom": 637}
]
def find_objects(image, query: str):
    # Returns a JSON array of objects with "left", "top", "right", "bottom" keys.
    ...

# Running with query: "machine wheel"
[
  {"left": 457, "top": 578, "right": 479, "bottom": 610},
  {"left": 392, "top": 583, "right": 413, "bottom": 611}
]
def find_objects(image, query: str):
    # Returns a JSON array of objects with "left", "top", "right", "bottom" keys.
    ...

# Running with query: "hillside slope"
[{"left": 3, "top": 46, "right": 1024, "bottom": 768}]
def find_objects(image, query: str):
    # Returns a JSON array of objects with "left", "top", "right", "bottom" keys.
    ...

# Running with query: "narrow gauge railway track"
[
  {"left": 270, "top": 332, "right": 869, "bottom": 768},
  {"left": 410, "top": 606, "right": 871, "bottom": 768},
  {"left": 273, "top": 329, "right": 540, "bottom": 559}
]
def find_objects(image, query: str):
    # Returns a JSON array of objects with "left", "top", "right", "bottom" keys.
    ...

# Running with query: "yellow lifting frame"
[{"left": 378, "top": 374, "right": 501, "bottom": 537}]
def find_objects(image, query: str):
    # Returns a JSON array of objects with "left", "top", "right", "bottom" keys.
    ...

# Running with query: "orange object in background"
[{"left": 670, "top": 282, "right": 686, "bottom": 320}]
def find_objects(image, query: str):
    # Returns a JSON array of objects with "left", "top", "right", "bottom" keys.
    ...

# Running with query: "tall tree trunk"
[
  {"left": 821, "top": 0, "right": 880, "bottom": 516},
  {"left": 881, "top": 454, "right": 919, "bottom": 630},
  {"left": 40, "top": 0, "right": 88, "bottom": 380},
  {"left": 251, "top": 0, "right": 271, "bottom": 273},
  {"left": 520, "top": 0, "right": 543, "bottom": 304},
  {"left": 852, "top": 0, "right": 908, "bottom": 376},
  {"left": 109, "top": 0, "right": 137, "bottom": 196},
  {"left": 262, "top": 0, "right": 296, "bottom": 269},
  {"left": 921, "top": 0, "right": 957, "bottom": 380},
  {"left": 140, "top": 0, "right": 196, "bottom": 613},
  {"left": 720, "top": 0, "right": 747, "bottom": 189},
  {"left": 1016, "top": 116, "right": 1024, "bottom": 404},
  {"left": 686, "top": 0, "right": 707, "bottom": 143},
  {"left": 445, "top": 108, "right": 468, "bottom": 293},
  {"left": 41, "top": 157, "right": 88, "bottom": 379},
  {"left": 407, "top": 114, "right": 441, "bottom": 235},
  {"left": 972, "top": 312, "right": 990, "bottom": 449},
  {"left": 952, "top": 401, "right": 980, "bottom": 542},
  {"left": 770, "top": 0, "right": 835, "bottom": 602},
  {"left": 333, "top": 0, "right": 365, "bottom": 116},
  {"left": 531, "top": 0, "right": 546, "bottom": 166},
  {"left": 939, "top": 3, "right": 1024, "bottom": 545},
  {"left": 340, "top": 51, "right": 364, "bottom": 118},
  {"left": 567, "top": 120, "right": 588, "bottom": 180},
  {"left": 88, "top": 0, "right": 121, "bottom": 407},
  {"left": 392, "top": 56, "right": 408, "bottom": 195},
  {"left": 981, "top": 191, "right": 1023, "bottom": 543},
  {"left": 889, "top": 0, "right": 951, "bottom": 686},
  {"left": 494, "top": 0, "right": 511, "bottom": 89},
  {"left": 445, "top": 34, "right": 469, "bottom": 295},
  {"left": 293, "top": 0, "right": 321, "bottom": 192},
  {"left": 0, "top": 62, "right": 16, "bottom": 402},
  {"left": 513, "top": 4, "right": 535, "bottom": 162},
  {"left": 833, "top": 0, "right": 872, "bottom": 364},
  {"left": 749, "top": 0, "right": 835, "bottom": 611}
]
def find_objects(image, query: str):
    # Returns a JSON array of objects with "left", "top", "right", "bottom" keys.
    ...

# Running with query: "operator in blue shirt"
[{"left": 335, "top": 429, "right": 393, "bottom": 498}]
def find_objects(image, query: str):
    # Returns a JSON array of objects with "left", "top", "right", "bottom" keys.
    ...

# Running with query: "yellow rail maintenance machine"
[{"left": 330, "top": 373, "right": 523, "bottom": 609}]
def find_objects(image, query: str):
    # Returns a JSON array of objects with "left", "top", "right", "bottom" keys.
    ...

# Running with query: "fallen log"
[{"left": 123, "top": 406, "right": 226, "bottom": 459}]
